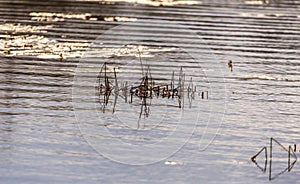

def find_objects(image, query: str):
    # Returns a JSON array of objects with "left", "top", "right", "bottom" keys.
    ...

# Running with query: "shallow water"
[{"left": 1, "top": 0, "right": 300, "bottom": 183}]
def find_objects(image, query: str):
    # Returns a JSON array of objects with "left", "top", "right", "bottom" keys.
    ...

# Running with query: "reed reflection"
[{"left": 96, "top": 62, "right": 208, "bottom": 128}]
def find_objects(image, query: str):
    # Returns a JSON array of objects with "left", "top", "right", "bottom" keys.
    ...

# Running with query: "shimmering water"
[{"left": 1, "top": 0, "right": 300, "bottom": 183}]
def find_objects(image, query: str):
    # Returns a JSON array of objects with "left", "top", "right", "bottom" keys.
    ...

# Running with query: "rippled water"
[{"left": 1, "top": 0, "right": 300, "bottom": 183}]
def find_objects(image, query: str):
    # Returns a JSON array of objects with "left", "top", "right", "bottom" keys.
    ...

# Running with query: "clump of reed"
[{"left": 96, "top": 62, "right": 208, "bottom": 115}]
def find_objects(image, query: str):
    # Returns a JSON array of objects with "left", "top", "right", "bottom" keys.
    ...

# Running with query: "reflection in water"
[
  {"left": 30, "top": 12, "right": 93, "bottom": 22},
  {"left": 1, "top": 0, "right": 300, "bottom": 182},
  {"left": 244, "top": 0, "right": 283, "bottom": 5},
  {"left": 0, "top": 13, "right": 90, "bottom": 59},
  {"left": 30, "top": 12, "right": 137, "bottom": 22},
  {"left": 103, "top": 17, "right": 137, "bottom": 22},
  {"left": 96, "top": 61, "right": 208, "bottom": 128},
  {"left": 100, "top": 0, "right": 199, "bottom": 6},
  {"left": 251, "top": 138, "right": 297, "bottom": 181}
]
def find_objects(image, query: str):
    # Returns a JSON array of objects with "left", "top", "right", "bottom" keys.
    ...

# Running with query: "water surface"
[{"left": 1, "top": 0, "right": 300, "bottom": 183}]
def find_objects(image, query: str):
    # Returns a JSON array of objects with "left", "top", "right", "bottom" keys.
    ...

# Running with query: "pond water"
[{"left": 1, "top": 0, "right": 300, "bottom": 183}]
